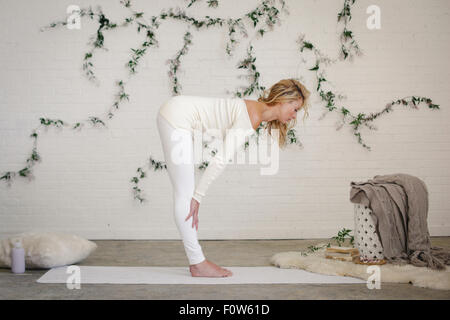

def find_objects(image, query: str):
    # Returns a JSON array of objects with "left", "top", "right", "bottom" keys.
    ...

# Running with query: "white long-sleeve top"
[{"left": 158, "top": 95, "right": 256, "bottom": 203}]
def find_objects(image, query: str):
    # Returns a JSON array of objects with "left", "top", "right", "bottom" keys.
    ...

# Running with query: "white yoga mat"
[{"left": 37, "top": 265, "right": 366, "bottom": 284}]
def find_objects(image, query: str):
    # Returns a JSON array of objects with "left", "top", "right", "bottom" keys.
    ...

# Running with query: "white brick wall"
[{"left": 0, "top": 0, "right": 449, "bottom": 239}]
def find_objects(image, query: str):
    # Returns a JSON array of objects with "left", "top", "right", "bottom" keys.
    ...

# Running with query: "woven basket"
[{"left": 354, "top": 203, "right": 384, "bottom": 262}]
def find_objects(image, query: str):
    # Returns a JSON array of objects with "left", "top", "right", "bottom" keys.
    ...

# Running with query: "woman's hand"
[{"left": 185, "top": 198, "right": 200, "bottom": 230}]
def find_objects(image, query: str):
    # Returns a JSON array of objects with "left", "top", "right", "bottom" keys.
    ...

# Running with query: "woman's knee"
[{"left": 173, "top": 190, "right": 194, "bottom": 205}]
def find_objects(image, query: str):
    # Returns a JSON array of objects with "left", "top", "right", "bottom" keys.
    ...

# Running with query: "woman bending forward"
[{"left": 156, "top": 79, "right": 310, "bottom": 277}]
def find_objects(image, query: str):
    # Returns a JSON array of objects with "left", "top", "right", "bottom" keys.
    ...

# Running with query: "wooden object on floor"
[
  {"left": 325, "top": 247, "right": 360, "bottom": 262},
  {"left": 352, "top": 256, "right": 387, "bottom": 265},
  {"left": 326, "top": 246, "right": 359, "bottom": 256},
  {"left": 325, "top": 252, "right": 354, "bottom": 262}
]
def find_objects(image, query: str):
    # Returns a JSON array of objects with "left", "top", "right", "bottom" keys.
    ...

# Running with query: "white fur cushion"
[{"left": 0, "top": 232, "right": 97, "bottom": 269}]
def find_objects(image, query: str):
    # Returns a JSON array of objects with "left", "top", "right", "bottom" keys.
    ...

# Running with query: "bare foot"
[{"left": 189, "top": 259, "right": 233, "bottom": 277}]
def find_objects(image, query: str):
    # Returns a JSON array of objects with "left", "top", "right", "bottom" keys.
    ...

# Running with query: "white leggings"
[{"left": 156, "top": 112, "right": 206, "bottom": 265}]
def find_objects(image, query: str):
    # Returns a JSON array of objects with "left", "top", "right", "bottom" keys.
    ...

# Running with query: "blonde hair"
[{"left": 257, "top": 78, "right": 311, "bottom": 148}]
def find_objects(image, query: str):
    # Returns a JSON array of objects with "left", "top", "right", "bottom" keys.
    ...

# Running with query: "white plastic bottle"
[{"left": 11, "top": 240, "right": 25, "bottom": 274}]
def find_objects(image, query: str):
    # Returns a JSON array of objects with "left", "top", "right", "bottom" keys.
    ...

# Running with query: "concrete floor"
[{"left": 1, "top": 238, "right": 450, "bottom": 299}]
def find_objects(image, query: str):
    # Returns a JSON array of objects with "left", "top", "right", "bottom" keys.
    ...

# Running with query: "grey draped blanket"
[{"left": 349, "top": 173, "right": 450, "bottom": 270}]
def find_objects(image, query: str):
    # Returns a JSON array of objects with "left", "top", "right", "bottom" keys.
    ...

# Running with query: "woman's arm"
[{"left": 192, "top": 122, "right": 254, "bottom": 203}]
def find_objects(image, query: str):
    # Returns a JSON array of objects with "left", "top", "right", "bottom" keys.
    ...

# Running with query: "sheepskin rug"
[{"left": 270, "top": 243, "right": 450, "bottom": 291}]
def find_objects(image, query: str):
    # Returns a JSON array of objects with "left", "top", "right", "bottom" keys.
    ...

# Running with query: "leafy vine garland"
[
  {"left": 337, "top": 0, "right": 362, "bottom": 60},
  {"left": 187, "top": 0, "right": 219, "bottom": 9},
  {"left": 297, "top": 33, "right": 440, "bottom": 150}
]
